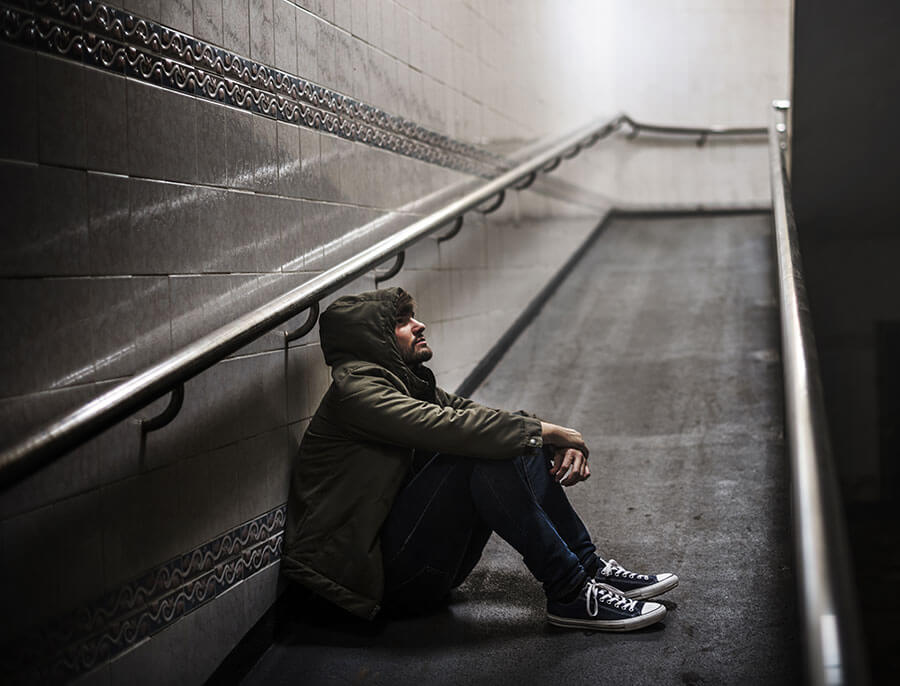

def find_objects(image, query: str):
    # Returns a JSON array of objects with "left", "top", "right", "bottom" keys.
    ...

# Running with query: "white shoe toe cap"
[{"left": 640, "top": 601, "right": 666, "bottom": 616}]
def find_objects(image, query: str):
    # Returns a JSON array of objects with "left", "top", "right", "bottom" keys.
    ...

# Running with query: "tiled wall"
[{"left": 0, "top": 0, "right": 790, "bottom": 683}]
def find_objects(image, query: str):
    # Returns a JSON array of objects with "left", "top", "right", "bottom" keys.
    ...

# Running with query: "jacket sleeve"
[
  {"left": 335, "top": 369, "right": 543, "bottom": 459},
  {"left": 434, "top": 387, "right": 488, "bottom": 412},
  {"left": 436, "top": 387, "right": 544, "bottom": 422}
]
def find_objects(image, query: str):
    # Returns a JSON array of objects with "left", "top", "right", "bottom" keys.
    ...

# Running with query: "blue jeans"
[{"left": 381, "top": 447, "right": 598, "bottom": 614}]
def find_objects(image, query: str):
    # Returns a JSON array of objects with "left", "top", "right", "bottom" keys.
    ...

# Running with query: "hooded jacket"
[{"left": 280, "top": 287, "right": 543, "bottom": 619}]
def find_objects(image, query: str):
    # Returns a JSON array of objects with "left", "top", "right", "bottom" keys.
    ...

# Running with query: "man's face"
[{"left": 395, "top": 313, "right": 433, "bottom": 365}]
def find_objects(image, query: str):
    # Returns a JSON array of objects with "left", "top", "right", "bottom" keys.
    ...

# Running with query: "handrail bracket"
[
  {"left": 436, "top": 216, "right": 464, "bottom": 243},
  {"left": 562, "top": 143, "right": 582, "bottom": 159},
  {"left": 284, "top": 302, "right": 320, "bottom": 343},
  {"left": 374, "top": 251, "right": 406, "bottom": 286},
  {"left": 476, "top": 190, "right": 506, "bottom": 215},
  {"left": 140, "top": 385, "right": 185, "bottom": 434},
  {"left": 541, "top": 157, "right": 562, "bottom": 173},
  {"left": 513, "top": 171, "right": 537, "bottom": 190}
]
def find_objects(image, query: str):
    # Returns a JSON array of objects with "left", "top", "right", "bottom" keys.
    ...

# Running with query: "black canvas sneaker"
[
  {"left": 594, "top": 558, "right": 679, "bottom": 600},
  {"left": 546, "top": 580, "right": 666, "bottom": 632}
]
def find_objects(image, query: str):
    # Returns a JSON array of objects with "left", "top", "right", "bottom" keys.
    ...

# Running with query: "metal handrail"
[
  {"left": 621, "top": 114, "right": 766, "bottom": 145},
  {"left": 0, "top": 112, "right": 769, "bottom": 490},
  {"left": 768, "top": 101, "right": 868, "bottom": 685}
]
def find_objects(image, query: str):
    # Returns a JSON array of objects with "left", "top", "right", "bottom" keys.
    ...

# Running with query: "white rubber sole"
[
  {"left": 619, "top": 573, "right": 679, "bottom": 600},
  {"left": 546, "top": 603, "right": 666, "bottom": 632}
]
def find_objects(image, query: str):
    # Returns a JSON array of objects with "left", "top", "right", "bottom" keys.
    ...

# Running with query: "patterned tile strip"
[
  {"left": 1, "top": 504, "right": 286, "bottom": 685},
  {"left": 0, "top": 0, "right": 509, "bottom": 177}
]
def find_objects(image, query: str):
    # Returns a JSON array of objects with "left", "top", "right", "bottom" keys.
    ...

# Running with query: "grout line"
[{"left": 0, "top": 155, "right": 454, "bottom": 214}]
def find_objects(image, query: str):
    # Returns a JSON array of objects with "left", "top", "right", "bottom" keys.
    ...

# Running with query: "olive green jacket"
[{"left": 281, "top": 288, "right": 543, "bottom": 619}]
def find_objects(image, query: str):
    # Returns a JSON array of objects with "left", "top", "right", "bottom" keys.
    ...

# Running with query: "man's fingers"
[
  {"left": 549, "top": 448, "right": 567, "bottom": 477},
  {"left": 562, "top": 428, "right": 589, "bottom": 459},
  {"left": 573, "top": 455, "right": 585, "bottom": 483},
  {"left": 559, "top": 449, "right": 585, "bottom": 484},
  {"left": 561, "top": 452, "right": 591, "bottom": 486},
  {"left": 550, "top": 447, "right": 592, "bottom": 486},
  {"left": 567, "top": 452, "right": 585, "bottom": 485},
  {"left": 568, "top": 437, "right": 589, "bottom": 459},
  {"left": 555, "top": 449, "right": 576, "bottom": 482}
]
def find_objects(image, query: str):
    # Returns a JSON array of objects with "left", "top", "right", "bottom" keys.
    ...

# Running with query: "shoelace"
[
  {"left": 585, "top": 580, "right": 638, "bottom": 616},
  {"left": 601, "top": 558, "right": 650, "bottom": 581}
]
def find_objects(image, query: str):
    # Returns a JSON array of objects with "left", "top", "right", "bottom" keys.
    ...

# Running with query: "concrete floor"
[{"left": 239, "top": 214, "right": 799, "bottom": 686}]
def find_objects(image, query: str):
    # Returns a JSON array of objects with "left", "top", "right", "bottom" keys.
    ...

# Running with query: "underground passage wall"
[
  {"left": 792, "top": 0, "right": 900, "bottom": 679},
  {"left": 0, "top": 1, "right": 789, "bottom": 682}
]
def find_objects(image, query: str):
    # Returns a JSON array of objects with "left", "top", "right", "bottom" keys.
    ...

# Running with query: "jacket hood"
[{"left": 319, "top": 287, "right": 433, "bottom": 398}]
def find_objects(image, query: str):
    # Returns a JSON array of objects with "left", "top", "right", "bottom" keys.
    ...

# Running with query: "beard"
[{"left": 401, "top": 339, "right": 433, "bottom": 366}]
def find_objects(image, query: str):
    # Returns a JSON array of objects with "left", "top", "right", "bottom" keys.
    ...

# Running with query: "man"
[{"left": 282, "top": 287, "right": 677, "bottom": 631}]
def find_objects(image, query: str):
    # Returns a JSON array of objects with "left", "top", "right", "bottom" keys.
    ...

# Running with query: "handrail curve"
[
  {"left": 283, "top": 302, "right": 320, "bottom": 343},
  {"left": 0, "top": 113, "right": 768, "bottom": 491},
  {"left": 622, "top": 114, "right": 766, "bottom": 144},
  {"left": 768, "top": 101, "right": 868, "bottom": 686}
]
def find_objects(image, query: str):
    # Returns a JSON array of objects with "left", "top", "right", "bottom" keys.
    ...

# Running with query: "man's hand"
[
  {"left": 550, "top": 447, "right": 590, "bottom": 486},
  {"left": 540, "top": 422, "right": 590, "bottom": 487},
  {"left": 540, "top": 422, "right": 589, "bottom": 458}
]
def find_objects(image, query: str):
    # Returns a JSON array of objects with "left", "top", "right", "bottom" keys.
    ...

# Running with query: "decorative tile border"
[
  {"left": 0, "top": 0, "right": 508, "bottom": 178},
  {"left": 1, "top": 504, "right": 286, "bottom": 684}
]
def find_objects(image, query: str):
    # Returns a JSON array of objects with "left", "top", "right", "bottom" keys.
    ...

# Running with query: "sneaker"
[
  {"left": 594, "top": 558, "right": 679, "bottom": 600},
  {"left": 547, "top": 580, "right": 666, "bottom": 632}
]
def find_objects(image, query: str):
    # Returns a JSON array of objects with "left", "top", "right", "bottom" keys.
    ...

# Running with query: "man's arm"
[
  {"left": 336, "top": 370, "right": 543, "bottom": 459},
  {"left": 435, "top": 387, "right": 592, "bottom": 484},
  {"left": 437, "top": 387, "right": 544, "bottom": 422},
  {"left": 434, "top": 389, "right": 588, "bottom": 456},
  {"left": 434, "top": 387, "right": 492, "bottom": 413}
]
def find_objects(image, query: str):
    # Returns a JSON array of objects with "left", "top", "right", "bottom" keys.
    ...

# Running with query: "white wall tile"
[{"left": 350, "top": 0, "right": 368, "bottom": 39}]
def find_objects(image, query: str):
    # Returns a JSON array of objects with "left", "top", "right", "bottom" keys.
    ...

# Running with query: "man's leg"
[
  {"left": 467, "top": 457, "right": 589, "bottom": 602},
  {"left": 517, "top": 447, "right": 680, "bottom": 597},
  {"left": 381, "top": 454, "right": 490, "bottom": 614},
  {"left": 382, "top": 452, "right": 669, "bottom": 632},
  {"left": 381, "top": 453, "right": 588, "bottom": 613},
  {"left": 522, "top": 448, "right": 679, "bottom": 600},
  {"left": 445, "top": 448, "right": 599, "bottom": 588},
  {"left": 514, "top": 447, "right": 600, "bottom": 575}
]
